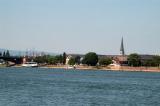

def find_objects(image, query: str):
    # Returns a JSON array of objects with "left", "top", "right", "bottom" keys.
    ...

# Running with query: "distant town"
[{"left": 0, "top": 38, "right": 160, "bottom": 72}]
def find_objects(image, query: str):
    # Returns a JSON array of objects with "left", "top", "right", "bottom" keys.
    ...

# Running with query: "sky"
[{"left": 0, "top": 0, "right": 160, "bottom": 55}]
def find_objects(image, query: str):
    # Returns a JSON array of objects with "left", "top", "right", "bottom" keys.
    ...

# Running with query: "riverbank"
[
  {"left": 1, "top": 64, "right": 160, "bottom": 72},
  {"left": 40, "top": 65, "right": 160, "bottom": 72},
  {"left": 0, "top": 64, "right": 7, "bottom": 68}
]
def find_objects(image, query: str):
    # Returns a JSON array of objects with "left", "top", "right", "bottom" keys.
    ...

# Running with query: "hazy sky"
[{"left": 0, "top": 0, "right": 160, "bottom": 55}]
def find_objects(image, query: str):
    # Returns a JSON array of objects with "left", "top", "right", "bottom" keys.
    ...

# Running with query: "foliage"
[
  {"left": 68, "top": 57, "right": 76, "bottom": 65},
  {"left": 99, "top": 57, "right": 112, "bottom": 66},
  {"left": 142, "top": 59, "right": 154, "bottom": 67},
  {"left": 46, "top": 56, "right": 57, "bottom": 64},
  {"left": 6, "top": 50, "right": 10, "bottom": 57},
  {"left": 128, "top": 53, "right": 141, "bottom": 66},
  {"left": 34, "top": 55, "right": 49, "bottom": 64},
  {"left": 55, "top": 55, "right": 63, "bottom": 64},
  {"left": 63, "top": 52, "right": 66, "bottom": 65},
  {"left": 75, "top": 56, "right": 81, "bottom": 65},
  {"left": 34, "top": 54, "right": 63, "bottom": 65},
  {"left": 3, "top": 52, "right": 6, "bottom": 57},
  {"left": 141, "top": 55, "right": 160, "bottom": 67},
  {"left": 152, "top": 55, "right": 160, "bottom": 67},
  {"left": 0, "top": 52, "right": 2, "bottom": 56},
  {"left": 2, "top": 50, "right": 10, "bottom": 57},
  {"left": 82, "top": 52, "right": 98, "bottom": 66}
]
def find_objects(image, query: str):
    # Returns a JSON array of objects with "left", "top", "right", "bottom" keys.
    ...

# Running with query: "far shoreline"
[
  {"left": 33, "top": 65, "right": 160, "bottom": 73},
  {"left": 1, "top": 64, "right": 160, "bottom": 73}
]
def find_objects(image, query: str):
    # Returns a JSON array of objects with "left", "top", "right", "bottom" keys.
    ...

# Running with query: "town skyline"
[{"left": 0, "top": 0, "right": 160, "bottom": 55}]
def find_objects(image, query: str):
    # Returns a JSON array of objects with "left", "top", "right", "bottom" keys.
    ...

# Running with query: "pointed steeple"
[{"left": 120, "top": 37, "right": 125, "bottom": 55}]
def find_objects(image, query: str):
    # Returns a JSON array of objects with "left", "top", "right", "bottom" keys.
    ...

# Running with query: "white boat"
[
  {"left": 66, "top": 65, "right": 76, "bottom": 69},
  {"left": 22, "top": 62, "right": 38, "bottom": 67}
]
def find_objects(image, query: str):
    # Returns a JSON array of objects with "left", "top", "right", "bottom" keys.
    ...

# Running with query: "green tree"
[
  {"left": 142, "top": 59, "right": 153, "bottom": 67},
  {"left": 0, "top": 52, "right": 2, "bottom": 56},
  {"left": 55, "top": 55, "right": 63, "bottom": 64},
  {"left": 34, "top": 55, "right": 62, "bottom": 65},
  {"left": 68, "top": 57, "right": 76, "bottom": 65},
  {"left": 75, "top": 56, "right": 81, "bottom": 65},
  {"left": 152, "top": 55, "right": 160, "bottom": 67},
  {"left": 63, "top": 52, "right": 66, "bottom": 65},
  {"left": 3, "top": 51, "right": 6, "bottom": 57},
  {"left": 99, "top": 57, "right": 112, "bottom": 66},
  {"left": 128, "top": 53, "right": 141, "bottom": 67},
  {"left": 47, "top": 56, "right": 57, "bottom": 64},
  {"left": 6, "top": 50, "right": 10, "bottom": 57},
  {"left": 82, "top": 52, "right": 98, "bottom": 66},
  {"left": 34, "top": 55, "right": 48, "bottom": 64},
  {"left": 140, "top": 55, "right": 160, "bottom": 67}
]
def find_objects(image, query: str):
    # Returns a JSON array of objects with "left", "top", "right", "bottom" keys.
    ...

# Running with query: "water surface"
[{"left": 0, "top": 68, "right": 160, "bottom": 106}]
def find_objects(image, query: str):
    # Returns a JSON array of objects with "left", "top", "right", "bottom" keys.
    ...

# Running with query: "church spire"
[{"left": 120, "top": 37, "right": 125, "bottom": 55}]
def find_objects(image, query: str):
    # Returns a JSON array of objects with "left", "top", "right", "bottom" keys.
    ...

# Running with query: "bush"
[
  {"left": 99, "top": 58, "right": 112, "bottom": 66},
  {"left": 68, "top": 57, "right": 76, "bottom": 65}
]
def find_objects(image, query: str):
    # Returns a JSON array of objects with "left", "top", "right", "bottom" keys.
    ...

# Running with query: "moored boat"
[{"left": 22, "top": 62, "right": 38, "bottom": 67}]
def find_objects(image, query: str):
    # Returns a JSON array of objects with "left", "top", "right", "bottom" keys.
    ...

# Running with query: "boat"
[
  {"left": 66, "top": 65, "right": 76, "bottom": 69},
  {"left": 22, "top": 62, "right": 38, "bottom": 67}
]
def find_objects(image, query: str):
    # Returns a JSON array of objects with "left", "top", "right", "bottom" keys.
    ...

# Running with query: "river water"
[{"left": 0, "top": 68, "right": 160, "bottom": 106}]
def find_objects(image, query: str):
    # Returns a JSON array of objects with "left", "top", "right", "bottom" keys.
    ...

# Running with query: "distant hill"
[{"left": 0, "top": 48, "right": 57, "bottom": 56}]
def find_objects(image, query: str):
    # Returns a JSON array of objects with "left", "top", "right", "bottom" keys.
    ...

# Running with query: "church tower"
[{"left": 120, "top": 37, "right": 125, "bottom": 55}]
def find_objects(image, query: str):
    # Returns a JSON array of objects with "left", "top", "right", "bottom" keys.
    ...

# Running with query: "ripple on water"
[{"left": 0, "top": 68, "right": 160, "bottom": 106}]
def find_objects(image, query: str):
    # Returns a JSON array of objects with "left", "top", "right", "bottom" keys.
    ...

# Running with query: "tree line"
[
  {"left": 33, "top": 52, "right": 66, "bottom": 65},
  {"left": 33, "top": 52, "right": 160, "bottom": 67},
  {"left": 0, "top": 50, "right": 10, "bottom": 57},
  {"left": 1, "top": 50, "right": 159, "bottom": 67},
  {"left": 128, "top": 53, "right": 160, "bottom": 67},
  {"left": 33, "top": 52, "right": 112, "bottom": 66}
]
